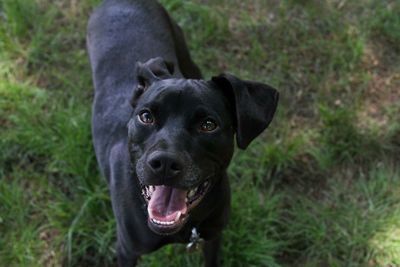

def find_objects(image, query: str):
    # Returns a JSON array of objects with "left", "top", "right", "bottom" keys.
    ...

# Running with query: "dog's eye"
[
  {"left": 138, "top": 111, "right": 154, "bottom": 124},
  {"left": 199, "top": 119, "right": 218, "bottom": 132}
]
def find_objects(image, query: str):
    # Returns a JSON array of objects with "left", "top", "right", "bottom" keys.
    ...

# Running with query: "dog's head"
[{"left": 127, "top": 58, "right": 279, "bottom": 235}]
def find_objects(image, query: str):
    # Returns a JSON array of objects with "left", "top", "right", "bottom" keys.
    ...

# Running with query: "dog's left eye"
[
  {"left": 199, "top": 119, "right": 218, "bottom": 132},
  {"left": 138, "top": 111, "right": 154, "bottom": 124}
]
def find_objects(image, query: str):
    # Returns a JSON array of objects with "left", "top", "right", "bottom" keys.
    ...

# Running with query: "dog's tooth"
[
  {"left": 188, "top": 189, "right": 196, "bottom": 198},
  {"left": 185, "top": 197, "right": 189, "bottom": 203},
  {"left": 203, "top": 181, "right": 209, "bottom": 188},
  {"left": 175, "top": 211, "right": 182, "bottom": 221},
  {"left": 151, "top": 217, "right": 178, "bottom": 226}
]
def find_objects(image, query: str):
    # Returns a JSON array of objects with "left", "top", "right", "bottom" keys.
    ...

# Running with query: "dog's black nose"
[{"left": 147, "top": 152, "right": 183, "bottom": 178}]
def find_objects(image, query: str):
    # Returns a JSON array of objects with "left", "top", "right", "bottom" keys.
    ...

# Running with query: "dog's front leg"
[
  {"left": 116, "top": 248, "right": 139, "bottom": 267},
  {"left": 203, "top": 234, "right": 222, "bottom": 267},
  {"left": 117, "top": 256, "right": 138, "bottom": 267}
]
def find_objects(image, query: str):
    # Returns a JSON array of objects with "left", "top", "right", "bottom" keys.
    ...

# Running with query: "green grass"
[
  {"left": 1, "top": 0, "right": 399, "bottom": 266},
  {"left": 281, "top": 165, "right": 400, "bottom": 266}
]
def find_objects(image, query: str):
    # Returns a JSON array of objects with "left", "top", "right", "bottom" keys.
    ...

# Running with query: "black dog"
[{"left": 87, "top": 0, "right": 278, "bottom": 266}]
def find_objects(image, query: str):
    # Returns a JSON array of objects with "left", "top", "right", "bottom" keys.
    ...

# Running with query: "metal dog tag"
[{"left": 186, "top": 227, "right": 204, "bottom": 253}]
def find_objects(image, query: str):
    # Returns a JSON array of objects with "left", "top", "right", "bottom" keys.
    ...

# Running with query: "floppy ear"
[
  {"left": 131, "top": 57, "right": 174, "bottom": 106},
  {"left": 211, "top": 73, "right": 279, "bottom": 149}
]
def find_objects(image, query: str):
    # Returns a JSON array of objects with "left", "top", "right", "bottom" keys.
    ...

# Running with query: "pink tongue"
[{"left": 147, "top": 186, "right": 188, "bottom": 221}]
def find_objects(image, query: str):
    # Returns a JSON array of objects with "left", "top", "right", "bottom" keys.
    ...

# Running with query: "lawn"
[{"left": 0, "top": 0, "right": 399, "bottom": 266}]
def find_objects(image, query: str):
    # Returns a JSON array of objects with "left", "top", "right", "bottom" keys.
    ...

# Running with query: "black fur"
[{"left": 87, "top": 0, "right": 278, "bottom": 266}]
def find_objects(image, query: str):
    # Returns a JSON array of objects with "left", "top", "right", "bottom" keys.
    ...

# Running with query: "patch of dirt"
[
  {"left": 39, "top": 229, "right": 61, "bottom": 267},
  {"left": 358, "top": 41, "right": 400, "bottom": 130},
  {"left": 0, "top": 117, "right": 13, "bottom": 129}
]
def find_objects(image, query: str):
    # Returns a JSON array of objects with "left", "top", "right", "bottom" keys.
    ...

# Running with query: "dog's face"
[
  {"left": 128, "top": 58, "right": 279, "bottom": 235},
  {"left": 128, "top": 78, "right": 234, "bottom": 234}
]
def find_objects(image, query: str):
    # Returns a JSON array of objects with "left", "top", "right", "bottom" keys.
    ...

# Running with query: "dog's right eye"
[
  {"left": 199, "top": 118, "right": 218, "bottom": 133},
  {"left": 138, "top": 111, "right": 154, "bottom": 124}
]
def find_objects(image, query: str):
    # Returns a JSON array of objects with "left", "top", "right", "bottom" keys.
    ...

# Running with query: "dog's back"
[{"left": 88, "top": 0, "right": 178, "bottom": 81}]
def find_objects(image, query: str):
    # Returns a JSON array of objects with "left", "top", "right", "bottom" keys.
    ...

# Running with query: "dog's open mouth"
[{"left": 141, "top": 180, "right": 210, "bottom": 234}]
